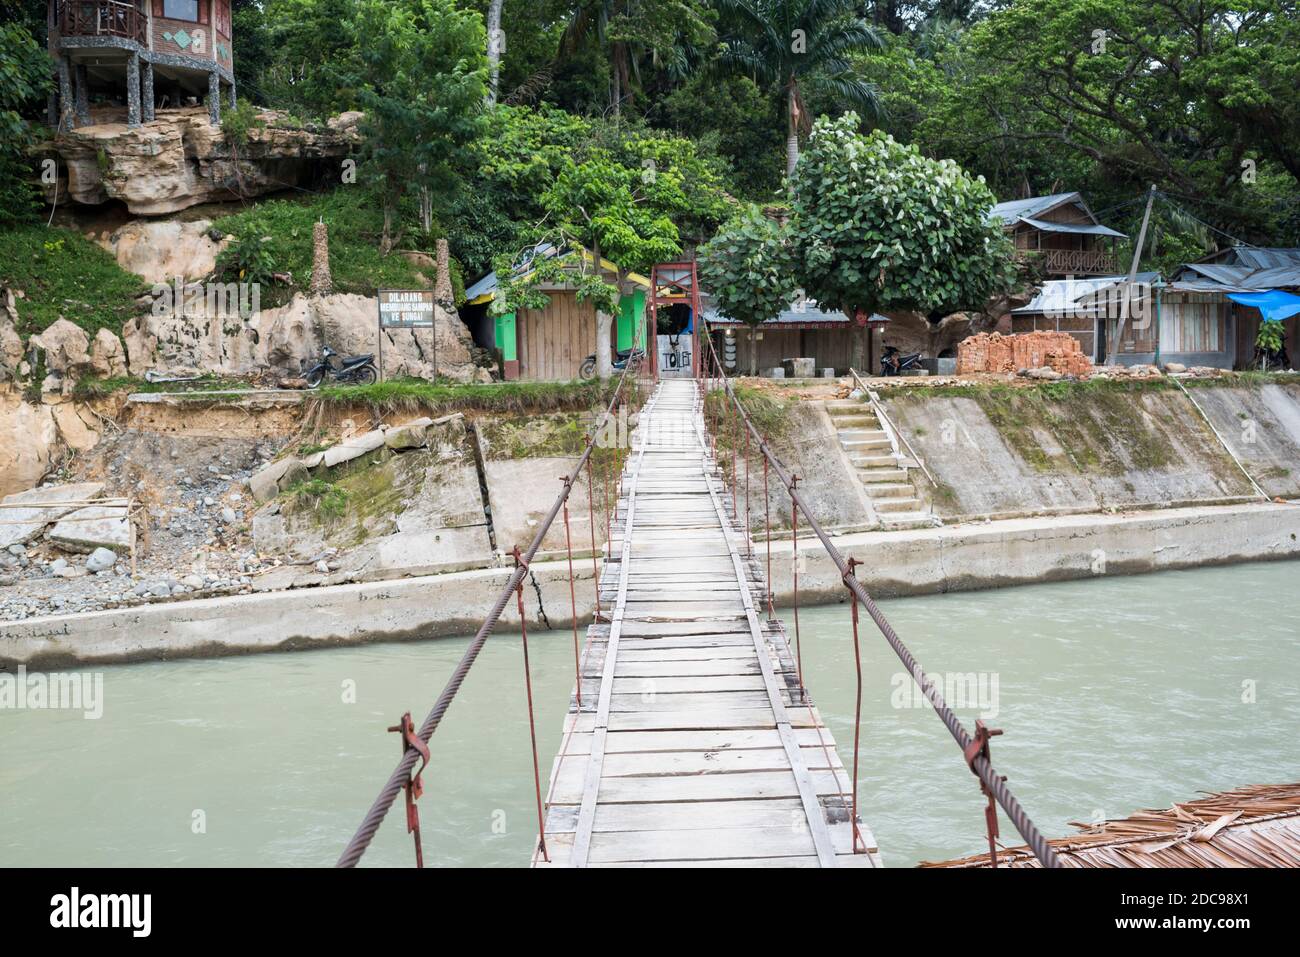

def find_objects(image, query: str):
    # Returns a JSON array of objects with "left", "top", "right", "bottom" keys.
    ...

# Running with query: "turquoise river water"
[{"left": 1, "top": 560, "right": 1297, "bottom": 867}]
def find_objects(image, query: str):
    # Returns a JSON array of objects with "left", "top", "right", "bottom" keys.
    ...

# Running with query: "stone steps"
[
  {"left": 858, "top": 467, "right": 910, "bottom": 484},
  {"left": 825, "top": 398, "right": 933, "bottom": 530},
  {"left": 851, "top": 453, "right": 900, "bottom": 469},
  {"left": 874, "top": 497, "right": 924, "bottom": 513}
]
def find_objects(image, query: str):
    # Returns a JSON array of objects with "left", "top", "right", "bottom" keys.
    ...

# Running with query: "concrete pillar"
[
  {"left": 208, "top": 71, "right": 221, "bottom": 126},
  {"left": 57, "top": 56, "right": 75, "bottom": 130},
  {"left": 141, "top": 60, "right": 155, "bottom": 122},
  {"left": 73, "top": 64, "right": 90, "bottom": 127},
  {"left": 126, "top": 53, "right": 141, "bottom": 127},
  {"left": 229, "top": 82, "right": 237, "bottom": 110}
]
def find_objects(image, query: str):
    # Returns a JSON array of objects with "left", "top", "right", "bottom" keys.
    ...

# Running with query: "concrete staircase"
[{"left": 825, "top": 399, "right": 933, "bottom": 529}]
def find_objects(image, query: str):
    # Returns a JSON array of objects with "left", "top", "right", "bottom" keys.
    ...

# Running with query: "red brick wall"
[{"left": 957, "top": 331, "right": 1094, "bottom": 377}]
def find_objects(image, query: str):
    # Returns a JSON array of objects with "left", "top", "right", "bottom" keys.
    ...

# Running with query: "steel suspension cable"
[{"left": 335, "top": 361, "right": 642, "bottom": 868}]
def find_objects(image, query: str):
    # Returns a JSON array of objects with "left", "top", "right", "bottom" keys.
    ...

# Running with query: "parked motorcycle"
[
  {"left": 880, "top": 345, "right": 923, "bottom": 376},
  {"left": 303, "top": 346, "right": 378, "bottom": 387},
  {"left": 580, "top": 347, "right": 645, "bottom": 380}
]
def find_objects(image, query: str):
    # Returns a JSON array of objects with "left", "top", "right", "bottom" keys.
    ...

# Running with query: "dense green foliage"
[
  {"left": 697, "top": 204, "right": 798, "bottom": 328},
  {"left": 1, "top": 0, "right": 1297, "bottom": 357},
  {"left": 791, "top": 115, "right": 1015, "bottom": 318},
  {"left": 0, "top": 16, "right": 52, "bottom": 226}
]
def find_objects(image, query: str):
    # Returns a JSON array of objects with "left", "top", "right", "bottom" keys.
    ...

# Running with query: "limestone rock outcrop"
[
  {"left": 129, "top": 292, "right": 480, "bottom": 381},
  {"left": 46, "top": 107, "right": 360, "bottom": 216},
  {"left": 0, "top": 391, "right": 61, "bottom": 497},
  {"left": 1, "top": 289, "right": 23, "bottom": 380},
  {"left": 29, "top": 319, "right": 92, "bottom": 376},
  {"left": 90, "top": 328, "right": 128, "bottom": 378},
  {"left": 99, "top": 219, "right": 229, "bottom": 283}
]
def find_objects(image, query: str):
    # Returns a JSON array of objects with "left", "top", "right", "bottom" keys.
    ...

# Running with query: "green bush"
[{"left": 213, "top": 233, "right": 278, "bottom": 285}]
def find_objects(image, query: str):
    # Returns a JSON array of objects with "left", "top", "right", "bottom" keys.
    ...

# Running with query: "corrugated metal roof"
[
  {"left": 1169, "top": 261, "right": 1300, "bottom": 293},
  {"left": 1196, "top": 246, "right": 1300, "bottom": 270},
  {"left": 1017, "top": 215, "right": 1126, "bottom": 239},
  {"left": 703, "top": 294, "right": 880, "bottom": 326},
  {"left": 464, "top": 243, "right": 650, "bottom": 306},
  {"left": 989, "top": 192, "right": 1082, "bottom": 225},
  {"left": 1014, "top": 273, "right": 1160, "bottom": 315}
]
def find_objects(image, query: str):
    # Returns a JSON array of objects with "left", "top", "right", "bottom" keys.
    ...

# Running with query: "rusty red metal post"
[
  {"left": 744, "top": 423, "right": 751, "bottom": 557},
  {"left": 512, "top": 546, "right": 549, "bottom": 863},
  {"left": 586, "top": 456, "right": 603, "bottom": 622},
  {"left": 964, "top": 719, "right": 1005, "bottom": 868},
  {"left": 764, "top": 457, "right": 773, "bottom": 619},
  {"left": 791, "top": 474, "right": 804, "bottom": 699},
  {"left": 561, "top": 483, "right": 582, "bottom": 708},
  {"left": 844, "top": 557, "right": 866, "bottom": 854},
  {"left": 387, "top": 711, "right": 429, "bottom": 868}
]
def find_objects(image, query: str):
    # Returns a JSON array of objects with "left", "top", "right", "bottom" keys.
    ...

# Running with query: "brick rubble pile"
[{"left": 956, "top": 331, "right": 1092, "bottom": 377}]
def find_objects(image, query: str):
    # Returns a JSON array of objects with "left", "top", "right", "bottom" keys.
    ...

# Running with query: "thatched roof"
[{"left": 922, "top": 783, "right": 1300, "bottom": 868}]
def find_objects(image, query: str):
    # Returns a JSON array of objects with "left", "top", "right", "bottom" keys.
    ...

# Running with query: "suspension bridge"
[
  {"left": 533, "top": 378, "right": 875, "bottom": 867},
  {"left": 335, "top": 330, "right": 1059, "bottom": 869}
]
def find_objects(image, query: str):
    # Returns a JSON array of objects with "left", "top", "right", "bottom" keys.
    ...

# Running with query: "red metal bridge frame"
[{"left": 647, "top": 261, "right": 702, "bottom": 380}]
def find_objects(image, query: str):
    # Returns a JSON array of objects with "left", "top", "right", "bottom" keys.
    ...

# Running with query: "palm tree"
[
  {"left": 715, "top": 0, "right": 884, "bottom": 178},
  {"left": 558, "top": 0, "right": 715, "bottom": 116}
]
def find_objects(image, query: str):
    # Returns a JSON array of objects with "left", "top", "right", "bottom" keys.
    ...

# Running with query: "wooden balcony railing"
[
  {"left": 58, "top": 0, "right": 148, "bottom": 45},
  {"left": 1023, "top": 248, "right": 1120, "bottom": 276}
]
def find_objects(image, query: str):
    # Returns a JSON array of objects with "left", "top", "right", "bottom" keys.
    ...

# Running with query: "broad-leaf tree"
[
  {"left": 523, "top": 133, "right": 730, "bottom": 378},
  {"left": 789, "top": 114, "right": 1015, "bottom": 368},
  {"left": 0, "top": 19, "right": 51, "bottom": 226},
  {"left": 697, "top": 204, "right": 799, "bottom": 374},
  {"left": 715, "top": 0, "right": 884, "bottom": 178},
  {"left": 348, "top": 0, "right": 487, "bottom": 253}
]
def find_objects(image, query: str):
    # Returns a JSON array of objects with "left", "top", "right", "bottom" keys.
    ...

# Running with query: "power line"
[{"left": 1155, "top": 191, "right": 1256, "bottom": 248}]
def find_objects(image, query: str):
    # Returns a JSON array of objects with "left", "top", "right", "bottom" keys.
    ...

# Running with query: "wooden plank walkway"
[{"left": 533, "top": 379, "right": 881, "bottom": 868}]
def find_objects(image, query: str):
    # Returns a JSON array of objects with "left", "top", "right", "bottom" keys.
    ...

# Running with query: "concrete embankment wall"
[
  {"left": 880, "top": 382, "right": 1264, "bottom": 518},
  {"left": 1185, "top": 380, "right": 1300, "bottom": 499},
  {"left": 5, "top": 502, "right": 1298, "bottom": 668}
]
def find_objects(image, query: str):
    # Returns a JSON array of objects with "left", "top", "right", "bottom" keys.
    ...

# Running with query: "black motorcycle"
[
  {"left": 580, "top": 347, "right": 645, "bottom": 380},
  {"left": 304, "top": 346, "right": 378, "bottom": 387},
  {"left": 880, "top": 345, "right": 923, "bottom": 376}
]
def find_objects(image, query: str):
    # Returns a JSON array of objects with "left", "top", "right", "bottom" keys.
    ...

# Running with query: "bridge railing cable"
[
  {"left": 695, "top": 327, "right": 1060, "bottom": 869},
  {"left": 335, "top": 358, "right": 646, "bottom": 868}
]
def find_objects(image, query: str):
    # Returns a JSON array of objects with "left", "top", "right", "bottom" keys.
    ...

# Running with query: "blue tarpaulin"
[{"left": 1226, "top": 290, "right": 1300, "bottom": 323}]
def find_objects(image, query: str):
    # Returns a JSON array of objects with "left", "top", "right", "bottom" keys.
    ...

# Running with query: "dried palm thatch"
[{"left": 922, "top": 783, "right": 1300, "bottom": 868}]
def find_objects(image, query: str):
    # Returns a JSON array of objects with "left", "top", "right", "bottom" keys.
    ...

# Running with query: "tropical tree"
[
  {"left": 557, "top": 0, "right": 716, "bottom": 116},
  {"left": 501, "top": 131, "right": 730, "bottom": 379},
  {"left": 347, "top": 0, "right": 487, "bottom": 252},
  {"left": 789, "top": 113, "right": 1015, "bottom": 368},
  {"left": 0, "top": 18, "right": 50, "bottom": 226},
  {"left": 697, "top": 204, "right": 798, "bottom": 374},
  {"left": 715, "top": 0, "right": 884, "bottom": 178}
]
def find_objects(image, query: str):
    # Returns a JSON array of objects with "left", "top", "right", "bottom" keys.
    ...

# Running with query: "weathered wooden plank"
[
  {"left": 610, "top": 674, "right": 767, "bottom": 694},
  {"left": 587, "top": 826, "right": 816, "bottom": 863}
]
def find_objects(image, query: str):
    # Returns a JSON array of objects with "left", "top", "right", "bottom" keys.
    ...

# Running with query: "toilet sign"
[{"left": 376, "top": 289, "right": 437, "bottom": 381}]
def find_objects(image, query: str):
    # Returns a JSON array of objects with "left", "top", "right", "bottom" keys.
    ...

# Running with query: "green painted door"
[
  {"left": 617, "top": 291, "right": 646, "bottom": 352},
  {"left": 494, "top": 311, "right": 517, "bottom": 361}
]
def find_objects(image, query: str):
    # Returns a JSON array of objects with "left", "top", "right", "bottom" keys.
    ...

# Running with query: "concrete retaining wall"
[
  {"left": 1188, "top": 381, "right": 1300, "bottom": 499},
  {"left": 5, "top": 502, "right": 1298, "bottom": 668},
  {"left": 881, "top": 385, "right": 1256, "bottom": 517}
]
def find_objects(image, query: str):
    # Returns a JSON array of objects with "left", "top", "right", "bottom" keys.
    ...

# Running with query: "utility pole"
[{"left": 1107, "top": 184, "right": 1157, "bottom": 365}]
